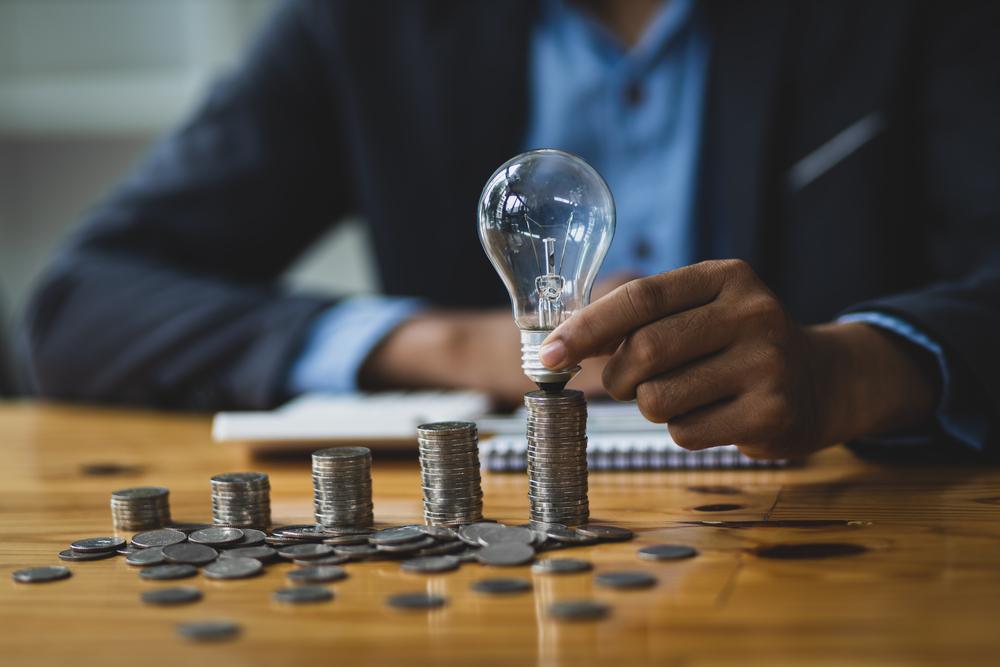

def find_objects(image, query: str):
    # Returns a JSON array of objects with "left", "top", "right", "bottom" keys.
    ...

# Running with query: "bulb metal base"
[{"left": 520, "top": 330, "right": 580, "bottom": 389}]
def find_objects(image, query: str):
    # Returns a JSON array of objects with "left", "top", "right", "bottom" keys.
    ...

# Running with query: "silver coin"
[
  {"left": 111, "top": 486, "right": 169, "bottom": 500},
  {"left": 176, "top": 619, "right": 241, "bottom": 642},
  {"left": 218, "top": 528, "right": 267, "bottom": 548},
  {"left": 548, "top": 599, "right": 610, "bottom": 621},
  {"left": 287, "top": 565, "right": 348, "bottom": 584},
  {"left": 413, "top": 540, "right": 466, "bottom": 557},
  {"left": 370, "top": 525, "right": 425, "bottom": 545},
  {"left": 12, "top": 566, "right": 71, "bottom": 583},
  {"left": 189, "top": 527, "right": 245, "bottom": 546},
  {"left": 167, "top": 523, "right": 214, "bottom": 534},
  {"left": 458, "top": 522, "right": 501, "bottom": 546},
  {"left": 332, "top": 544, "right": 379, "bottom": 558},
  {"left": 162, "top": 542, "right": 218, "bottom": 565},
  {"left": 139, "top": 564, "right": 198, "bottom": 580},
  {"left": 203, "top": 557, "right": 263, "bottom": 580},
  {"left": 59, "top": 548, "right": 117, "bottom": 561},
  {"left": 273, "top": 586, "right": 333, "bottom": 604},
  {"left": 70, "top": 536, "right": 126, "bottom": 553},
  {"left": 637, "top": 544, "right": 699, "bottom": 561},
  {"left": 271, "top": 525, "right": 327, "bottom": 540},
  {"left": 277, "top": 543, "right": 334, "bottom": 560},
  {"left": 594, "top": 570, "right": 658, "bottom": 589},
  {"left": 131, "top": 528, "right": 187, "bottom": 548},
  {"left": 386, "top": 592, "right": 447, "bottom": 610},
  {"left": 532, "top": 558, "right": 593, "bottom": 575},
  {"left": 376, "top": 536, "right": 436, "bottom": 554},
  {"left": 471, "top": 577, "right": 532, "bottom": 594},
  {"left": 141, "top": 586, "right": 202, "bottom": 605},
  {"left": 576, "top": 524, "right": 634, "bottom": 541},
  {"left": 400, "top": 555, "right": 460, "bottom": 574},
  {"left": 220, "top": 546, "right": 278, "bottom": 562},
  {"left": 322, "top": 534, "right": 371, "bottom": 546},
  {"left": 476, "top": 542, "right": 535, "bottom": 567},
  {"left": 477, "top": 525, "right": 535, "bottom": 547},
  {"left": 126, "top": 546, "right": 166, "bottom": 566}
]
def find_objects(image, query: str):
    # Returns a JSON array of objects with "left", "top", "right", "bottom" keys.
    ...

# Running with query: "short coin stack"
[
  {"left": 312, "top": 447, "right": 374, "bottom": 533},
  {"left": 111, "top": 487, "right": 171, "bottom": 531},
  {"left": 525, "top": 389, "right": 590, "bottom": 527},
  {"left": 211, "top": 472, "right": 271, "bottom": 530},
  {"left": 417, "top": 422, "right": 484, "bottom": 526}
]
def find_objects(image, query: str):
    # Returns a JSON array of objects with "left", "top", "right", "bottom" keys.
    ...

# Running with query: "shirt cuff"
[
  {"left": 837, "top": 311, "right": 990, "bottom": 450},
  {"left": 287, "top": 296, "right": 424, "bottom": 395}
]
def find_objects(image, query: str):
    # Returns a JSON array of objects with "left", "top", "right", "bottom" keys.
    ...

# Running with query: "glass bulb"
[{"left": 478, "top": 149, "right": 615, "bottom": 389}]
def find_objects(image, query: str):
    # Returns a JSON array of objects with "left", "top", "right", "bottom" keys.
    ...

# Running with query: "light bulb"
[{"left": 478, "top": 149, "right": 615, "bottom": 390}]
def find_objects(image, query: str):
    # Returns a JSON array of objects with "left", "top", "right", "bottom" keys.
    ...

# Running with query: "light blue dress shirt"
[{"left": 288, "top": 0, "right": 983, "bottom": 451}]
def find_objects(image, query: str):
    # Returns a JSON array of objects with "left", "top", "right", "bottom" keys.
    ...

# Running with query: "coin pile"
[
  {"left": 525, "top": 389, "right": 590, "bottom": 527},
  {"left": 312, "top": 447, "right": 374, "bottom": 533},
  {"left": 111, "top": 486, "right": 171, "bottom": 531},
  {"left": 417, "top": 421, "right": 484, "bottom": 526},
  {"left": 211, "top": 472, "right": 271, "bottom": 530}
]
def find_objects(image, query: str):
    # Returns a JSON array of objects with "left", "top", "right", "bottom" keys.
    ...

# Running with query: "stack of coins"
[
  {"left": 312, "top": 447, "right": 374, "bottom": 533},
  {"left": 525, "top": 389, "right": 590, "bottom": 527},
  {"left": 210, "top": 472, "right": 271, "bottom": 530},
  {"left": 110, "top": 487, "right": 171, "bottom": 531},
  {"left": 416, "top": 422, "right": 484, "bottom": 526}
]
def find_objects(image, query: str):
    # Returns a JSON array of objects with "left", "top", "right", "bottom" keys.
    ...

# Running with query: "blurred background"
[{"left": 0, "top": 0, "right": 376, "bottom": 395}]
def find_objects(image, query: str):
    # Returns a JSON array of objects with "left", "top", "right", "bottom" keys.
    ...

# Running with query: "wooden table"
[{"left": 1, "top": 402, "right": 999, "bottom": 667}]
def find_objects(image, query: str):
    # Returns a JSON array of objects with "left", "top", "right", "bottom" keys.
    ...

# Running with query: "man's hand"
[{"left": 538, "top": 260, "right": 939, "bottom": 459}]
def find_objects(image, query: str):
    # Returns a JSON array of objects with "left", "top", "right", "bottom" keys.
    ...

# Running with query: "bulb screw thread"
[{"left": 520, "top": 330, "right": 580, "bottom": 388}]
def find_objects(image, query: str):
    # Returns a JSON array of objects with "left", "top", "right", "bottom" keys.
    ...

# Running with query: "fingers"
[
  {"left": 602, "top": 302, "right": 736, "bottom": 400},
  {"left": 539, "top": 262, "right": 730, "bottom": 369},
  {"left": 664, "top": 392, "right": 794, "bottom": 452}
]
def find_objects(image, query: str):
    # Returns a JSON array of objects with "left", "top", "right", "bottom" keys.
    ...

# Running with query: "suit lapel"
[{"left": 699, "top": 0, "right": 791, "bottom": 278}]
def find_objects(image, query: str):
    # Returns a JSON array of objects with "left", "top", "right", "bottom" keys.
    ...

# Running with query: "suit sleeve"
[
  {"left": 21, "top": 0, "right": 350, "bottom": 410},
  {"left": 841, "top": 2, "right": 1000, "bottom": 453}
]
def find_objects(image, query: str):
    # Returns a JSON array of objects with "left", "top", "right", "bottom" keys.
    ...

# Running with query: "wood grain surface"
[{"left": 1, "top": 402, "right": 999, "bottom": 667}]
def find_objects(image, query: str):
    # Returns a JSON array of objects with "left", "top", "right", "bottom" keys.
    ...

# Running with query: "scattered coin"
[
  {"left": 297, "top": 553, "right": 351, "bottom": 566},
  {"left": 141, "top": 587, "right": 202, "bottom": 606},
  {"left": 458, "top": 522, "right": 502, "bottom": 546},
  {"left": 202, "top": 557, "right": 263, "bottom": 580},
  {"left": 126, "top": 547, "right": 167, "bottom": 566},
  {"left": 400, "top": 555, "right": 460, "bottom": 574},
  {"left": 219, "top": 546, "right": 278, "bottom": 562},
  {"left": 477, "top": 525, "right": 535, "bottom": 546},
  {"left": 277, "top": 543, "right": 334, "bottom": 560},
  {"left": 176, "top": 620, "right": 241, "bottom": 642},
  {"left": 222, "top": 528, "right": 267, "bottom": 548},
  {"left": 139, "top": 564, "right": 198, "bottom": 580},
  {"left": 370, "top": 526, "right": 425, "bottom": 545},
  {"left": 70, "top": 536, "right": 126, "bottom": 553},
  {"left": 531, "top": 558, "right": 593, "bottom": 575},
  {"left": 59, "top": 548, "right": 117, "bottom": 562},
  {"left": 753, "top": 542, "right": 869, "bottom": 559},
  {"left": 332, "top": 544, "right": 379, "bottom": 558},
  {"left": 12, "top": 566, "right": 72, "bottom": 583},
  {"left": 375, "top": 536, "right": 436, "bottom": 553},
  {"left": 162, "top": 542, "right": 218, "bottom": 565},
  {"left": 189, "top": 527, "right": 245, "bottom": 546},
  {"left": 693, "top": 504, "right": 745, "bottom": 512},
  {"left": 476, "top": 542, "right": 535, "bottom": 567},
  {"left": 594, "top": 571, "right": 658, "bottom": 590},
  {"left": 271, "top": 524, "right": 328, "bottom": 541},
  {"left": 417, "top": 525, "right": 458, "bottom": 540},
  {"left": 167, "top": 523, "right": 214, "bottom": 534},
  {"left": 131, "top": 528, "right": 187, "bottom": 548},
  {"left": 471, "top": 577, "right": 532, "bottom": 594},
  {"left": 322, "top": 534, "right": 370, "bottom": 546},
  {"left": 386, "top": 592, "right": 447, "bottom": 610},
  {"left": 273, "top": 586, "right": 333, "bottom": 604},
  {"left": 637, "top": 544, "right": 699, "bottom": 561},
  {"left": 287, "top": 565, "right": 348, "bottom": 584},
  {"left": 548, "top": 599, "right": 610, "bottom": 622},
  {"left": 576, "top": 524, "right": 634, "bottom": 541}
]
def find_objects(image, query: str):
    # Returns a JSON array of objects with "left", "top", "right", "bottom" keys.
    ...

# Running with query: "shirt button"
[
  {"left": 634, "top": 237, "right": 652, "bottom": 260},
  {"left": 624, "top": 80, "right": 644, "bottom": 107}
]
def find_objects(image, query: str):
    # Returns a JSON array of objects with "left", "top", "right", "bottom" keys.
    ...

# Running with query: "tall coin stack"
[
  {"left": 525, "top": 389, "right": 590, "bottom": 527},
  {"left": 110, "top": 486, "right": 171, "bottom": 531},
  {"left": 312, "top": 447, "right": 374, "bottom": 533},
  {"left": 417, "top": 421, "right": 484, "bottom": 526},
  {"left": 210, "top": 472, "right": 271, "bottom": 530}
]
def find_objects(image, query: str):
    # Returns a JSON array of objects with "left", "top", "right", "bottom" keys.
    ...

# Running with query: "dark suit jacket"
[{"left": 20, "top": 1, "right": 1000, "bottom": 451}]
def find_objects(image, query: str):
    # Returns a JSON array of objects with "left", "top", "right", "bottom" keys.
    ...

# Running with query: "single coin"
[
  {"left": 413, "top": 540, "right": 465, "bottom": 557},
  {"left": 70, "top": 536, "right": 127, "bottom": 553},
  {"left": 386, "top": 592, "right": 447, "bottom": 610},
  {"left": 131, "top": 529, "right": 187, "bottom": 548},
  {"left": 637, "top": 544, "right": 699, "bottom": 561},
  {"left": 270, "top": 524, "right": 328, "bottom": 541},
  {"left": 594, "top": 570, "right": 658, "bottom": 590},
  {"left": 375, "top": 536, "right": 436, "bottom": 553},
  {"left": 203, "top": 557, "right": 263, "bottom": 580},
  {"left": 162, "top": 542, "right": 218, "bottom": 565},
  {"left": 322, "top": 534, "right": 370, "bottom": 546},
  {"left": 189, "top": 527, "right": 245, "bottom": 546},
  {"left": 471, "top": 577, "right": 532, "bottom": 594},
  {"left": 477, "top": 525, "right": 535, "bottom": 546},
  {"left": 476, "top": 542, "right": 535, "bottom": 567},
  {"left": 400, "top": 555, "right": 460, "bottom": 574},
  {"left": 296, "top": 553, "right": 351, "bottom": 566},
  {"left": 273, "top": 586, "right": 333, "bottom": 604},
  {"left": 141, "top": 586, "right": 202, "bottom": 606},
  {"left": 575, "top": 524, "right": 634, "bottom": 541},
  {"left": 370, "top": 525, "right": 425, "bottom": 545},
  {"left": 59, "top": 548, "right": 117, "bottom": 562},
  {"left": 332, "top": 544, "right": 379, "bottom": 558},
  {"left": 139, "top": 564, "right": 198, "bottom": 580},
  {"left": 222, "top": 528, "right": 267, "bottom": 548},
  {"left": 126, "top": 546, "right": 166, "bottom": 566},
  {"left": 287, "top": 565, "right": 348, "bottom": 584},
  {"left": 176, "top": 619, "right": 241, "bottom": 642},
  {"left": 549, "top": 599, "right": 610, "bottom": 622},
  {"left": 167, "top": 523, "right": 214, "bottom": 534},
  {"left": 531, "top": 558, "right": 593, "bottom": 575},
  {"left": 220, "top": 546, "right": 277, "bottom": 562},
  {"left": 12, "top": 566, "right": 72, "bottom": 583},
  {"left": 458, "top": 522, "right": 501, "bottom": 546},
  {"left": 277, "top": 543, "right": 334, "bottom": 560},
  {"left": 417, "top": 525, "right": 458, "bottom": 540}
]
